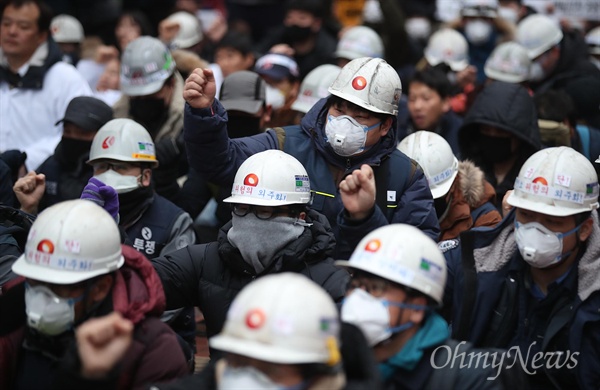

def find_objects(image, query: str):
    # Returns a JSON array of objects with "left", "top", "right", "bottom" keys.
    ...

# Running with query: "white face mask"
[
  {"left": 94, "top": 169, "right": 141, "bottom": 194},
  {"left": 529, "top": 60, "right": 546, "bottom": 82},
  {"left": 219, "top": 366, "right": 284, "bottom": 390},
  {"left": 464, "top": 19, "right": 493, "bottom": 45},
  {"left": 341, "top": 288, "right": 418, "bottom": 347},
  {"left": 514, "top": 221, "right": 581, "bottom": 269},
  {"left": 265, "top": 84, "right": 286, "bottom": 110},
  {"left": 25, "top": 284, "right": 82, "bottom": 336},
  {"left": 325, "top": 115, "right": 381, "bottom": 157},
  {"left": 498, "top": 7, "right": 519, "bottom": 24},
  {"left": 405, "top": 17, "right": 432, "bottom": 41}
]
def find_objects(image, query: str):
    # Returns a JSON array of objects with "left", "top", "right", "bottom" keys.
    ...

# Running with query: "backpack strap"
[
  {"left": 374, "top": 154, "right": 419, "bottom": 221},
  {"left": 576, "top": 125, "right": 590, "bottom": 159}
]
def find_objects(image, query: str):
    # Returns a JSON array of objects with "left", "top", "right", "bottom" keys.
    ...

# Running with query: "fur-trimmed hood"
[
  {"left": 473, "top": 211, "right": 600, "bottom": 302},
  {"left": 457, "top": 160, "right": 486, "bottom": 208}
]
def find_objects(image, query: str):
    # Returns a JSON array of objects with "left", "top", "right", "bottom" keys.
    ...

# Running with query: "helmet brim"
[
  {"left": 121, "top": 80, "right": 165, "bottom": 97},
  {"left": 430, "top": 170, "right": 458, "bottom": 199},
  {"left": 506, "top": 191, "right": 593, "bottom": 217},
  {"left": 222, "top": 193, "right": 308, "bottom": 207},
  {"left": 484, "top": 66, "right": 528, "bottom": 83}
]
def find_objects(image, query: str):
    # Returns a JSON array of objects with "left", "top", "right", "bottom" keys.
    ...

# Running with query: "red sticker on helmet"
[
  {"left": 532, "top": 177, "right": 548, "bottom": 186},
  {"left": 351, "top": 76, "right": 367, "bottom": 90},
  {"left": 102, "top": 136, "right": 115, "bottom": 149},
  {"left": 37, "top": 239, "right": 55, "bottom": 254},
  {"left": 245, "top": 309, "right": 266, "bottom": 329},
  {"left": 243, "top": 173, "right": 259, "bottom": 187},
  {"left": 364, "top": 239, "right": 381, "bottom": 252}
]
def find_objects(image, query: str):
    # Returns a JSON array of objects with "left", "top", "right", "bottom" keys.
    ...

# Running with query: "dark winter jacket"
[
  {"left": 444, "top": 211, "right": 600, "bottom": 389},
  {"left": 151, "top": 209, "right": 350, "bottom": 339},
  {"left": 37, "top": 153, "right": 93, "bottom": 211},
  {"left": 183, "top": 97, "right": 440, "bottom": 259},
  {"left": 459, "top": 82, "right": 541, "bottom": 208},
  {"left": 0, "top": 245, "right": 189, "bottom": 390}
]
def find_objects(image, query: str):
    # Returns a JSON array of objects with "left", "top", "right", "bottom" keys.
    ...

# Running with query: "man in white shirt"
[{"left": 0, "top": 0, "right": 91, "bottom": 171}]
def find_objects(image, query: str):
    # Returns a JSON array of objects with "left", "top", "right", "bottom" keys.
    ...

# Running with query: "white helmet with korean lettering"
[
  {"left": 334, "top": 26, "right": 384, "bottom": 61},
  {"left": 516, "top": 14, "right": 563, "bottom": 59},
  {"left": 398, "top": 131, "right": 458, "bottom": 199},
  {"left": 12, "top": 200, "right": 124, "bottom": 284},
  {"left": 50, "top": 14, "right": 84, "bottom": 43},
  {"left": 328, "top": 57, "right": 401, "bottom": 116},
  {"left": 484, "top": 41, "right": 531, "bottom": 83},
  {"left": 165, "top": 11, "right": 204, "bottom": 49},
  {"left": 291, "top": 64, "right": 341, "bottom": 114},
  {"left": 87, "top": 118, "right": 159, "bottom": 167},
  {"left": 336, "top": 224, "right": 447, "bottom": 305},
  {"left": 424, "top": 28, "right": 469, "bottom": 72},
  {"left": 210, "top": 273, "right": 341, "bottom": 365},
  {"left": 120, "top": 36, "right": 176, "bottom": 96},
  {"left": 507, "top": 147, "right": 599, "bottom": 216},
  {"left": 223, "top": 150, "right": 311, "bottom": 206}
]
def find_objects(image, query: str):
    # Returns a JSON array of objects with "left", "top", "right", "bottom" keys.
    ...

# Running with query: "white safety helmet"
[
  {"left": 120, "top": 36, "right": 176, "bottom": 96},
  {"left": 88, "top": 118, "right": 159, "bottom": 167},
  {"left": 516, "top": 14, "right": 563, "bottom": 59},
  {"left": 507, "top": 147, "right": 599, "bottom": 217},
  {"left": 424, "top": 28, "right": 469, "bottom": 72},
  {"left": 484, "top": 41, "right": 531, "bottom": 83},
  {"left": 336, "top": 224, "right": 447, "bottom": 305},
  {"left": 223, "top": 150, "right": 311, "bottom": 207},
  {"left": 586, "top": 27, "right": 600, "bottom": 56},
  {"left": 334, "top": 26, "right": 384, "bottom": 61},
  {"left": 328, "top": 57, "right": 402, "bottom": 116},
  {"left": 166, "top": 11, "right": 203, "bottom": 49},
  {"left": 461, "top": 0, "right": 498, "bottom": 18},
  {"left": 12, "top": 200, "right": 124, "bottom": 284},
  {"left": 291, "top": 64, "right": 341, "bottom": 114},
  {"left": 50, "top": 14, "right": 84, "bottom": 43},
  {"left": 398, "top": 131, "right": 458, "bottom": 199},
  {"left": 210, "top": 273, "right": 341, "bottom": 366}
]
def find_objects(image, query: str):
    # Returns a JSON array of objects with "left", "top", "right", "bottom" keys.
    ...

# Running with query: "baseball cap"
[
  {"left": 219, "top": 71, "right": 266, "bottom": 115},
  {"left": 255, "top": 53, "right": 300, "bottom": 81},
  {"left": 55, "top": 96, "right": 114, "bottom": 132}
]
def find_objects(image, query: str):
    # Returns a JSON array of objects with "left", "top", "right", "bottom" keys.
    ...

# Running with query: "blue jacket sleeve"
[{"left": 183, "top": 100, "right": 279, "bottom": 186}]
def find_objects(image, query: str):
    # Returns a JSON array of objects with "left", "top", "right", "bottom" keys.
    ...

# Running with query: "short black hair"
[
  {"left": 409, "top": 68, "right": 452, "bottom": 99},
  {"left": 326, "top": 95, "right": 393, "bottom": 123},
  {"left": 216, "top": 31, "right": 254, "bottom": 56},
  {"left": 1, "top": 0, "right": 53, "bottom": 33},
  {"left": 534, "top": 90, "right": 577, "bottom": 127},
  {"left": 285, "top": 0, "right": 324, "bottom": 18}
]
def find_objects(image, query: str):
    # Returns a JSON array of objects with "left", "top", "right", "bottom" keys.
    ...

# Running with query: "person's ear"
[
  {"left": 141, "top": 168, "right": 152, "bottom": 186},
  {"left": 90, "top": 274, "right": 113, "bottom": 303},
  {"left": 311, "top": 18, "right": 322, "bottom": 32},
  {"left": 441, "top": 96, "right": 451, "bottom": 113},
  {"left": 298, "top": 211, "right": 307, "bottom": 220},
  {"left": 378, "top": 117, "right": 394, "bottom": 137},
  {"left": 407, "top": 296, "right": 428, "bottom": 325},
  {"left": 578, "top": 217, "right": 594, "bottom": 242}
]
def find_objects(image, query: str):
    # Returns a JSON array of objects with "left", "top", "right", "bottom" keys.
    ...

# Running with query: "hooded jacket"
[
  {"left": 0, "top": 245, "right": 188, "bottom": 390},
  {"left": 183, "top": 97, "right": 440, "bottom": 259},
  {"left": 458, "top": 82, "right": 541, "bottom": 209},
  {"left": 439, "top": 160, "right": 502, "bottom": 241},
  {"left": 444, "top": 211, "right": 600, "bottom": 389},
  {"left": 151, "top": 209, "right": 350, "bottom": 340}
]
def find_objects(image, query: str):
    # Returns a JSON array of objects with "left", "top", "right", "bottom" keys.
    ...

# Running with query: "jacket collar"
[{"left": 0, "top": 37, "right": 62, "bottom": 90}]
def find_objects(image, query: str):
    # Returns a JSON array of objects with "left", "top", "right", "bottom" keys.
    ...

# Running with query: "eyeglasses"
[
  {"left": 230, "top": 204, "right": 293, "bottom": 220},
  {"left": 92, "top": 162, "right": 139, "bottom": 173},
  {"left": 347, "top": 272, "right": 391, "bottom": 298}
]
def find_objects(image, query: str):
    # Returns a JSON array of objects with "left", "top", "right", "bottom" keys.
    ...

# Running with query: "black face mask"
[
  {"left": 129, "top": 98, "right": 169, "bottom": 138},
  {"left": 118, "top": 185, "right": 154, "bottom": 227},
  {"left": 54, "top": 137, "right": 93, "bottom": 168},
  {"left": 478, "top": 134, "right": 513, "bottom": 164},
  {"left": 227, "top": 115, "right": 262, "bottom": 138},
  {"left": 283, "top": 24, "right": 314, "bottom": 44},
  {"left": 434, "top": 196, "right": 450, "bottom": 221}
]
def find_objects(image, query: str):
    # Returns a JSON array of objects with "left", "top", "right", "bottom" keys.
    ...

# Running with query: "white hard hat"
[
  {"left": 516, "top": 14, "right": 564, "bottom": 59},
  {"left": 461, "top": 0, "right": 498, "bottom": 18},
  {"left": 586, "top": 27, "right": 600, "bottom": 56},
  {"left": 120, "top": 36, "right": 176, "bottom": 96},
  {"left": 223, "top": 150, "right": 311, "bottom": 206},
  {"left": 398, "top": 131, "right": 458, "bottom": 199},
  {"left": 291, "top": 64, "right": 341, "bottom": 114},
  {"left": 484, "top": 41, "right": 531, "bottom": 83},
  {"left": 50, "top": 14, "right": 84, "bottom": 43},
  {"left": 12, "top": 200, "right": 124, "bottom": 284},
  {"left": 328, "top": 57, "right": 402, "bottom": 116},
  {"left": 88, "top": 118, "right": 159, "bottom": 167},
  {"left": 424, "top": 28, "right": 469, "bottom": 72},
  {"left": 210, "top": 273, "right": 341, "bottom": 366},
  {"left": 336, "top": 224, "right": 447, "bottom": 305},
  {"left": 166, "top": 11, "right": 204, "bottom": 49},
  {"left": 334, "top": 26, "right": 384, "bottom": 61},
  {"left": 507, "top": 147, "right": 599, "bottom": 217}
]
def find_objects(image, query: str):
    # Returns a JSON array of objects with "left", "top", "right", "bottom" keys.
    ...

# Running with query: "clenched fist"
[
  {"left": 340, "top": 164, "right": 376, "bottom": 220},
  {"left": 183, "top": 68, "right": 217, "bottom": 109}
]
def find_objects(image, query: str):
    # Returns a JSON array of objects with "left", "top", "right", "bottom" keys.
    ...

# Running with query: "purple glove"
[{"left": 81, "top": 177, "right": 120, "bottom": 222}]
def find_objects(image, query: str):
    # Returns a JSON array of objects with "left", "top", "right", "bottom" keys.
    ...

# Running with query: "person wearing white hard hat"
[
  {"left": 334, "top": 25, "right": 384, "bottom": 68},
  {"left": 159, "top": 11, "right": 204, "bottom": 53},
  {"left": 50, "top": 14, "right": 84, "bottom": 66},
  {"left": 63, "top": 273, "right": 381, "bottom": 389},
  {"left": 586, "top": 26, "right": 600, "bottom": 70},
  {"left": 183, "top": 57, "right": 440, "bottom": 259},
  {"left": 290, "top": 63, "right": 341, "bottom": 123},
  {"left": 0, "top": 200, "right": 188, "bottom": 389},
  {"left": 398, "top": 131, "right": 501, "bottom": 241},
  {"left": 0, "top": 0, "right": 93, "bottom": 172},
  {"left": 445, "top": 147, "right": 600, "bottom": 389},
  {"left": 484, "top": 41, "right": 531, "bottom": 86},
  {"left": 149, "top": 150, "right": 349, "bottom": 343},
  {"left": 338, "top": 224, "right": 520, "bottom": 388},
  {"left": 516, "top": 14, "right": 600, "bottom": 94}
]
